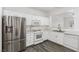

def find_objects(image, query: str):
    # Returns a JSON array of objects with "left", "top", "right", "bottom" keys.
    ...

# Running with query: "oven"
[
  {"left": 34, "top": 31, "right": 43, "bottom": 44},
  {"left": 36, "top": 34, "right": 42, "bottom": 39}
]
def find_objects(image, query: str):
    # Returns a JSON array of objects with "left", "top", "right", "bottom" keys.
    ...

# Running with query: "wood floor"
[{"left": 23, "top": 40, "right": 75, "bottom": 52}]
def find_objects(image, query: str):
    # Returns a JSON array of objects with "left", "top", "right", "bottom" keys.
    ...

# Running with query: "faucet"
[{"left": 57, "top": 24, "right": 62, "bottom": 31}]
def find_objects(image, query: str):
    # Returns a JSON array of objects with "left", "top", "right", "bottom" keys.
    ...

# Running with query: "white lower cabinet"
[
  {"left": 43, "top": 31, "right": 49, "bottom": 41},
  {"left": 49, "top": 31, "right": 79, "bottom": 51},
  {"left": 49, "top": 32, "right": 57, "bottom": 42},
  {"left": 64, "top": 34, "right": 79, "bottom": 51},
  {"left": 56, "top": 34, "right": 64, "bottom": 45},
  {"left": 26, "top": 31, "right": 79, "bottom": 51},
  {"left": 49, "top": 31, "right": 64, "bottom": 45},
  {"left": 26, "top": 32, "right": 34, "bottom": 47}
]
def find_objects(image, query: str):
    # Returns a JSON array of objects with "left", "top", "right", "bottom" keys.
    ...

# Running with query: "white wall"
[{"left": 0, "top": 7, "right": 2, "bottom": 52}]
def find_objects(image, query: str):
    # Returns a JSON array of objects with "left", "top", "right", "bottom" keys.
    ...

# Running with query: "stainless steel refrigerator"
[{"left": 2, "top": 16, "right": 26, "bottom": 52}]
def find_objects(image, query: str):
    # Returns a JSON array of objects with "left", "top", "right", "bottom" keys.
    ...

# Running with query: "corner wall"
[{"left": 0, "top": 7, "right": 2, "bottom": 52}]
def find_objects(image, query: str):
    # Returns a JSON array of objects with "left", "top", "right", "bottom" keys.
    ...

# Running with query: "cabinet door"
[
  {"left": 26, "top": 35, "right": 33, "bottom": 47},
  {"left": 52, "top": 16, "right": 63, "bottom": 28},
  {"left": 43, "top": 31, "right": 49, "bottom": 41},
  {"left": 49, "top": 32, "right": 57, "bottom": 43},
  {"left": 43, "top": 17, "right": 49, "bottom": 25},
  {"left": 40, "top": 17, "right": 49, "bottom": 25},
  {"left": 26, "top": 32, "right": 34, "bottom": 47},
  {"left": 26, "top": 15, "right": 35, "bottom": 25},
  {"left": 64, "top": 34, "right": 78, "bottom": 50},
  {"left": 64, "top": 16, "right": 74, "bottom": 29},
  {"left": 56, "top": 33, "right": 64, "bottom": 45},
  {"left": 40, "top": 17, "right": 44, "bottom": 25},
  {"left": 49, "top": 32, "right": 64, "bottom": 45}
]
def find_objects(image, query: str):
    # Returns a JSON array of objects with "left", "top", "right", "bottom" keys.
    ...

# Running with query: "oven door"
[{"left": 34, "top": 32, "right": 43, "bottom": 44}]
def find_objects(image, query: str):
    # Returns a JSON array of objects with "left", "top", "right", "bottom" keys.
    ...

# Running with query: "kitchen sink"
[{"left": 53, "top": 30, "right": 64, "bottom": 33}]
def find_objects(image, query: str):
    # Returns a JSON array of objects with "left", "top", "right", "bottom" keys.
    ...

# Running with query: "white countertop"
[
  {"left": 64, "top": 31, "right": 79, "bottom": 36},
  {"left": 51, "top": 28, "right": 79, "bottom": 36}
]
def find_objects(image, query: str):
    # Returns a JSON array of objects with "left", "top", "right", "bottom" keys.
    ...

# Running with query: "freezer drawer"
[
  {"left": 2, "top": 40, "right": 21, "bottom": 52},
  {"left": 2, "top": 41, "right": 14, "bottom": 52},
  {"left": 13, "top": 40, "right": 20, "bottom": 52}
]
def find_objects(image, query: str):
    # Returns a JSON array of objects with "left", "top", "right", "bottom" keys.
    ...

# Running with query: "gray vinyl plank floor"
[{"left": 23, "top": 40, "right": 75, "bottom": 52}]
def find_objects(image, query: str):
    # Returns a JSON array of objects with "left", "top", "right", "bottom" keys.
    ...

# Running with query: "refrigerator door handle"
[{"left": 6, "top": 26, "right": 13, "bottom": 33}]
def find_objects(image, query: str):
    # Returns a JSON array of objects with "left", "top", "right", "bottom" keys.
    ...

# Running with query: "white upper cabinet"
[
  {"left": 40, "top": 17, "right": 49, "bottom": 25},
  {"left": 26, "top": 15, "right": 49, "bottom": 26},
  {"left": 63, "top": 12, "right": 74, "bottom": 29},
  {"left": 26, "top": 15, "right": 38, "bottom": 25},
  {"left": 26, "top": 15, "right": 33, "bottom": 25},
  {"left": 51, "top": 10, "right": 75, "bottom": 29},
  {"left": 52, "top": 15, "right": 64, "bottom": 28}
]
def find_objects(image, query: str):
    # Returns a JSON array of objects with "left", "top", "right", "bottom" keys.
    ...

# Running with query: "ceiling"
[
  {"left": 3, "top": 7, "right": 74, "bottom": 16},
  {"left": 30, "top": 7, "right": 73, "bottom": 12},
  {"left": 30, "top": 7, "right": 56, "bottom": 12},
  {"left": 3, "top": 7, "right": 74, "bottom": 13}
]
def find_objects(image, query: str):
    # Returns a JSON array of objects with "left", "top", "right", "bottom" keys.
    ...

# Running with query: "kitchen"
[{"left": 0, "top": 7, "right": 79, "bottom": 52}]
